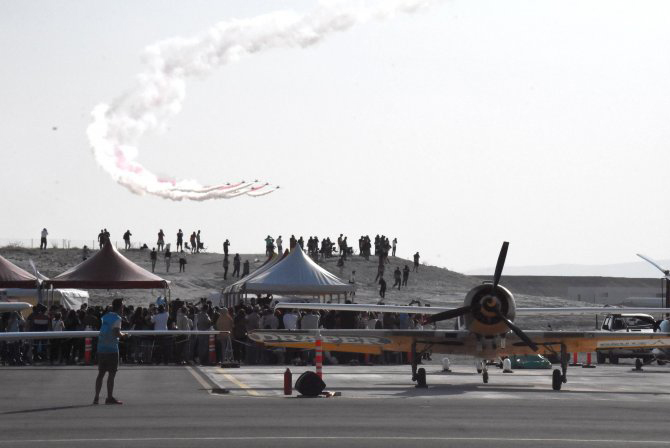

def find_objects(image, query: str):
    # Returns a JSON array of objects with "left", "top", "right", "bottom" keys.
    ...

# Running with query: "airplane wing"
[
  {"left": 0, "top": 330, "right": 226, "bottom": 341},
  {"left": 0, "top": 302, "right": 32, "bottom": 312},
  {"left": 248, "top": 329, "right": 464, "bottom": 355},
  {"left": 249, "top": 329, "right": 670, "bottom": 357},
  {"left": 273, "top": 302, "right": 670, "bottom": 316}
]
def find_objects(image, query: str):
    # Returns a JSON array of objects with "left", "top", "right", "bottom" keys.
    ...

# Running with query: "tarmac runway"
[{"left": 1, "top": 360, "right": 670, "bottom": 448}]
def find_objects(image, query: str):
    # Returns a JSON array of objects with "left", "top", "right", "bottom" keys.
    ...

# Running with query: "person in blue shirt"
[
  {"left": 660, "top": 314, "right": 670, "bottom": 333},
  {"left": 94, "top": 298, "right": 125, "bottom": 405}
]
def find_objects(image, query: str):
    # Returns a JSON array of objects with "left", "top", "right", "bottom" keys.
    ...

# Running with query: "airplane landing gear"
[
  {"left": 482, "top": 363, "right": 489, "bottom": 384},
  {"left": 635, "top": 358, "right": 643, "bottom": 371},
  {"left": 411, "top": 341, "right": 428, "bottom": 388},
  {"left": 552, "top": 343, "right": 568, "bottom": 391},
  {"left": 552, "top": 369, "right": 562, "bottom": 390},
  {"left": 415, "top": 368, "right": 427, "bottom": 388},
  {"left": 560, "top": 343, "right": 568, "bottom": 384}
]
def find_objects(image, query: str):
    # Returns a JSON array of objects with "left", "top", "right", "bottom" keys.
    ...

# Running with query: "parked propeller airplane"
[{"left": 249, "top": 242, "right": 670, "bottom": 390}]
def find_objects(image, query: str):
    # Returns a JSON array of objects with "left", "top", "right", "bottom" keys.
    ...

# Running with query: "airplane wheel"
[
  {"left": 658, "top": 360, "right": 666, "bottom": 366},
  {"left": 609, "top": 355, "right": 619, "bottom": 365},
  {"left": 482, "top": 370, "right": 489, "bottom": 384},
  {"left": 635, "top": 358, "right": 643, "bottom": 371},
  {"left": 596, "top": 352, "right": 606, "bottom": 364},
  {"left": 552, "top": 369, "right": 562, "bottom": 391},
  {"left": 415, "top": 368, "right": 427, "bottom": 388}
]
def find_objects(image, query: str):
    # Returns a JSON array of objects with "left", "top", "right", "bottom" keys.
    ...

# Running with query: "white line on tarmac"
[
  {"left": 185, "top": 365, "right": 213, "bottom": 393},
  {"left": 1, "top": 437, "right": 669, "bottom": 445}
]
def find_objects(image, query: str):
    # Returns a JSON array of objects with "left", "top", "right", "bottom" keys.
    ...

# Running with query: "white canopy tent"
[
  {"left": 221, "top": 246, "right": 355, "bottom": 307},
  {"left": 0, "top": 288, "right": 89, "bottom": 310}
]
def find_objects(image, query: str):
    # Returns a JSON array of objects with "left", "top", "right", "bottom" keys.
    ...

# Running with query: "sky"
[{"left": 1, "top": 0, "right": 669, "bottom": 274}]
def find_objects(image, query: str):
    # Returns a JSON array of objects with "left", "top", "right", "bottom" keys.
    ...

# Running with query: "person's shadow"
[{"left": 0, "top": 404, "right": 91, "bottom": 415}]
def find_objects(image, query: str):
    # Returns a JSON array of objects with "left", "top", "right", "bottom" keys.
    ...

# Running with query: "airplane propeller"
[
  {"left": 637, "top": 254, "right": 670, "bottom": 279},
  {"left": 493, "top": 306, "right": 538, "bottom": 351},
  {"left": 426, "top": 241, "right": 538, "bottom": 352},
  {"left": 491, "top": 241, "right": 509, "bottom": 291}
]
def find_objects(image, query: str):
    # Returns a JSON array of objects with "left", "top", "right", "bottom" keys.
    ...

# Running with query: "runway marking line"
[
  {"left": 185, "top": 365, "right": 217, "bottom": 395},
  {"left": 1, "top": 436, "right": 670, "bottom": 445},
  {"left": 221, "top": 372, "right": 260, "bottom": 396}
]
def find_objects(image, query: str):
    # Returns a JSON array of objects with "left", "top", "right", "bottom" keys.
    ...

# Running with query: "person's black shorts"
[{"left": 98, "top": 352, "right": 119, "bottom": 372}]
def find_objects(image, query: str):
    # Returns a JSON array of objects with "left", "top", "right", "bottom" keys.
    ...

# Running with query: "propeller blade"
[
  {"left": 426, "top": 306, "right": 471, "bottom": 324},
  {"left": 29, "top": 259, "right": 38, "bottom": 276},
  {"left": 494, "top": 308, "right": 538, "bottom": 352},
  {"left": 492, "top": 242, "right": 509, "bottom": 290},
  {"left": 636, "top": 254, "right": 670, "bottom": 279}
]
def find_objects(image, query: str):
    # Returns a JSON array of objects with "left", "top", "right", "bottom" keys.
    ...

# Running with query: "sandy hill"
[{"left": 0, "top": 247, "right": 619, "bottom": 330}]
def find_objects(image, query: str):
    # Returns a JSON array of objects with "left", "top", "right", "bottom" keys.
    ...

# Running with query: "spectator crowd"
[{"left": 1, "top": 297, "right": 433, "bottom": 367}]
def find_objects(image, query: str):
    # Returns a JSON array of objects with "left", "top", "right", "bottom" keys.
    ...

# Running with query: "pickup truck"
[{"left": 596, "top": 313, "right": 657, "bottom": 364}]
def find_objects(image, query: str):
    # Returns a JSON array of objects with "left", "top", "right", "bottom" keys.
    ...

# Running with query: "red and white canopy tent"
[
  {"left": 0, "top": 254, "right": 40, "bottom": 311},
  {"left": 0, "top": 254, "right": 40, "bottom": 289},
  {"left": 43, "top": 243, "right": 168, "bottom": 303}
]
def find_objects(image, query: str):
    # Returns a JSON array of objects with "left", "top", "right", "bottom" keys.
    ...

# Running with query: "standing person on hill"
[
  {"left": 289, "top": 235, "right": 297, "bottom": 250},
  {"left": 374, "top": 262, "right": 385, "bottom": 283},
  {"left": 402, "top": 265, "right": 410, "bottom": 286},
  {"left": 232, "top": 254, "right": 241, "bottom": 277},
  {"left": 276, "top": 236, "right": 283, "bottom": 254},
  {"left": 298, "top": 236, "right": 304, "bottom": 250},
  {"left": 222, "top": 255, "right": 229, "bottom": 280},
  {"left": 176, "top": 229, "right": 184, "bottom": 252},
  {"left": 97, "top": 229, "right": 104, "bottom": 249},
  {"left": 242, "top": 260, "right": 250, "bottom": 278},
  {"left": 123, "top": 230, "right": 132, "bottom": 250},
  {"left": 392, "top": 238, "right": 397, "bottom": 257},
  {"left": 94, "top": 298, "right": 125, "bottom": 405},
  {"left": 196, "top": 230, "right": 202, "bottom": 253},
  {"left": 378, "top": 277, "right": 387, "bottom": 300},
  {"left": 393, "top": 267, "right": 402, "bottom": 290},
  {"left": 40, "top": 228, "right": 48, "bottom": 250},
  {"left": 265, "top": 235, "right": 275, "bottom": 256},
  {"left": 179, "top": 252, "right": 187, "bottom": 272},
  {"left": 103, "top": 229, "right": 111, "bottom": 246},
  {"left": 157, "top": 229, "right": 165, "bottom": 251},
  {"left": 223, "top": 239, "right": 230, "bottom": 256},
  {"left": 413, "top": 252, "right": 420, "bottom": 272},
  {"left": 150, "top": 248, "right": 157, "bottom": 273},
  {"left": 189, "top": 232, "right": 197, "bottom": 254},
  {"left": 164, "top": 246, "right": 172, "bottom": 273}
]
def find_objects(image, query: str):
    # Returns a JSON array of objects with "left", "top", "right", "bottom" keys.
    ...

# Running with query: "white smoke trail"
[{"left": 87, "top": 0, "right": 433, "bottom": 201}]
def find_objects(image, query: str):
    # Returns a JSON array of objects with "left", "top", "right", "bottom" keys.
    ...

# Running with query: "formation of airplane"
[{"left": 250, "top": 242, "right": 670, "bottom": 390}]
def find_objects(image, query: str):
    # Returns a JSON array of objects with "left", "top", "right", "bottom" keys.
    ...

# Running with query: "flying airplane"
[{"left": 249, "top": 242, "right": 670, "bottom": 391}]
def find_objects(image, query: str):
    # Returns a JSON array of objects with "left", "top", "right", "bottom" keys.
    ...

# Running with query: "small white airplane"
[{"left": 250, "top": 242, "right": 670, "bottom": 391}]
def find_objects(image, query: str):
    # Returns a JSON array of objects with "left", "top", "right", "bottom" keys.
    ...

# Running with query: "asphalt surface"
[{"left": 1, "top": 360, "right": 670, "bottom": 448}]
